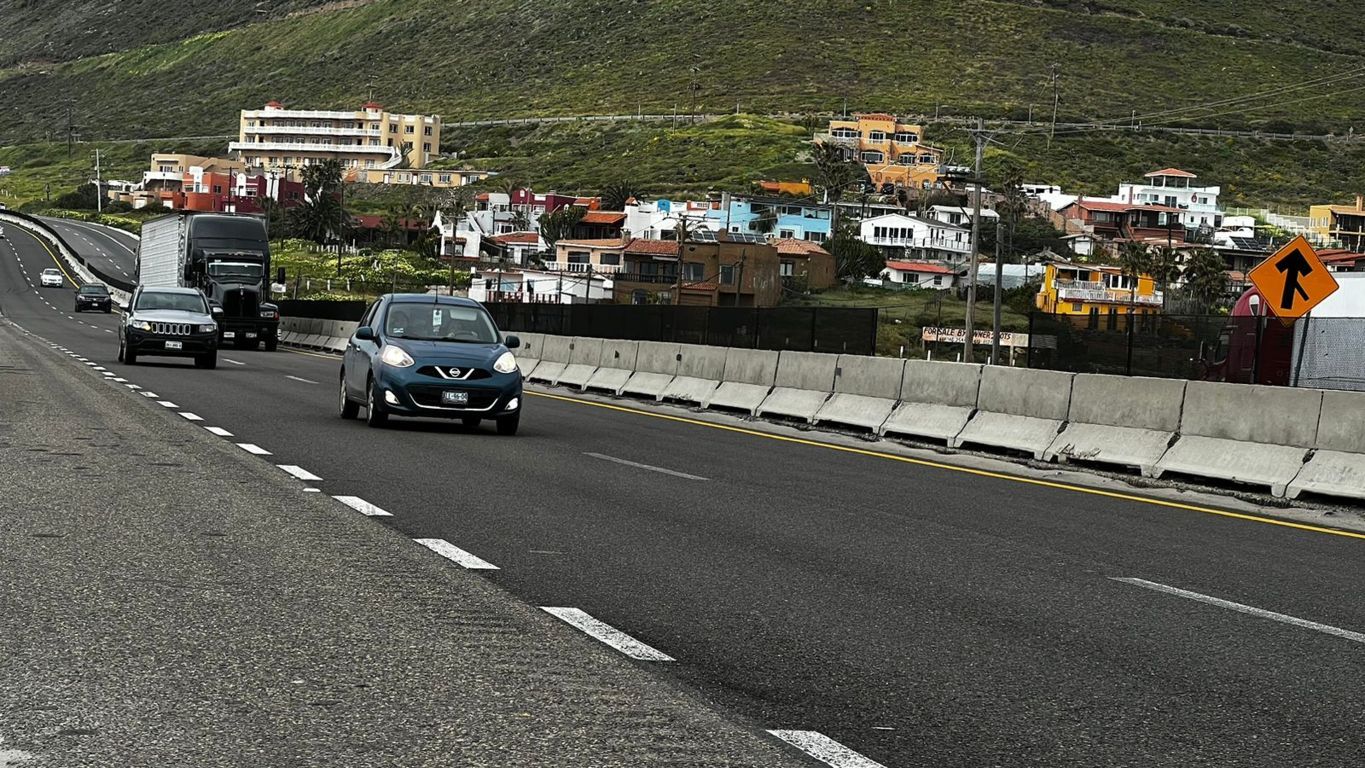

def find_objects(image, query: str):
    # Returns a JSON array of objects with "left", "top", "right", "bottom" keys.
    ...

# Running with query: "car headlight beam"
[
  {"left": 199, "top": 324, "right": 218, "bottom": 334},
  {"left": 379, "top": 344, "right": 415, "bottom": 368},
  {"left": 493, "top": 351, "right": 518, "bottom": 375},
  {"left": 134, "top": 320, "right": 153, "bottom": 331}
]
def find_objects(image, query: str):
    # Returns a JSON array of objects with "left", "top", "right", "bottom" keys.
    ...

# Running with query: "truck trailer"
[{"left": 137, "top": 213, "right": 280, "bottom": 350}]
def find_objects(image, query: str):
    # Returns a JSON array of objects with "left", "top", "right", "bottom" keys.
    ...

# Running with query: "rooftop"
[
  {"left": 773, "top": 238, "right": 831, "bottom": 257},
  {"left": 556, "top": 238, "right": 624, "bottom": 249},
  {"left": 580, "top": 210, "right": 626, "bottom": 225},
  {"left": 491, "top": 232, "right": 541, "bottom": 245},
  {"left": 625, "top": 238, "right": 681, "bottom": 256},
  {"left": 1144, "top": 168, "right": 1198, "bottom": 179},
  {"left": 885, "top": 260, "right": 958, "bottom": 275}
]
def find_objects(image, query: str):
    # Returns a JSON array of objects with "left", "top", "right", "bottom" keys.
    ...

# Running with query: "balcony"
[
  {"left": 541, "top": 262, "right": 622, "bottom": 274},
  {"left": 229, "top": 141, "right": 399, "bottom": 156},
  {"left": 865, "top": 236, "right": 971, "bottom": 253},
  {"left": 248, "top": 125, "right": 383, "bottom": 138}
]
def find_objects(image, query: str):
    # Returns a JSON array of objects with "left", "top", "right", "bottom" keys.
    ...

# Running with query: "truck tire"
[{"left": 264, "top": 335, "right": 278, "bottom": 352}]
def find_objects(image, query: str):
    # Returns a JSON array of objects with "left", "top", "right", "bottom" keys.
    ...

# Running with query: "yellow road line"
[{"left": 527, "top": 390, "right": 1365, "bottom": 543}]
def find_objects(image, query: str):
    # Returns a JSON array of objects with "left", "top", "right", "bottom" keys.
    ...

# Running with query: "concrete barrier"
[
  {"left": 953, "top": 367, "right": 1073, "bottom": 459},
  {"left": 325, "top": 337, "right": 347, "bottom": 353},
  {"left": 756, "top": 351, "right": 838, "bottom": 423},
  {"left": 585, "top": 340, "right": 640, "bottom": 394},
  {"left": 660, "top": 344, "right": 726, "bottom": 405},
  {"left": 621, "top": 341, "right": 680, "bottom": 400},
  {"left": 1044, "top": 374, "right": 1185, "bottom": 476},
  {"left": 704, "top": 348, "right": 779, "bottom": 415},
  {"left": 528, "top": 335, "right": 572, "bottom": 384},
  {"left": 555, "top": 337, "right": 604, "bottom": 389},
  {"left": 881, "top": 361, "right": 982, "bottom": 443},
  {"left": 513, "top": 332, "right": 545, "bottom": 379},
  {"left": 1154, "top": 381, "right": 1318, "bottom": 497},
  {"left": 813, "top": 355, "right": 906, "bottom": 432},
  {"left": 1286, "top": 390, "right": 1365, "bottom": 501}
]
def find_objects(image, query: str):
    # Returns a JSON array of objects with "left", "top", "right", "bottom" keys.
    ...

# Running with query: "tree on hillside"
[
  {"left": 539, "top": 205, "right": 585, "bottom": 252},
  {"left": 290, "top": 160, "right": 348, "bottom": 249},
  {"left": 829, "top": 219, "right": 885, "bottom": 282},
  {"left": 1148, "top": 245, "right": 1183, "bottom": 309},
  {"left": 1119, "top": 241, "right": 1151, "bottom": 306},
  {"left": 811, "top": 142, "right": 863, "bottom": 208},
  {"left": 1181, "top": 248, "right": 1228, "bottom": 311}
]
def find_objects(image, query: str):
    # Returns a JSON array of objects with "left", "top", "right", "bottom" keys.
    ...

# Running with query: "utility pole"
[
  {"left": 991, "top": 220, "right": 1003, "bottom": 365},
  {"left": 65, "top": 101, "right": 78, "bottom": 159},
  {"left": 963, "top": 117, "right": 990, "bottom": 363},
  {"left": 92, "top": 148, "right": 103, "bottom": 214},
  {"left": 1048, "top": 64, "right": 1061, "bottom": 148}
]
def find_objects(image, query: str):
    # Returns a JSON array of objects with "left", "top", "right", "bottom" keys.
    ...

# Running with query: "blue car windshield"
[
  {"left": 136, "top": 292, "right": 207, "bottom": 313},
  {"left": 384, "top": 303, "right": 499, "bottom": 344}
]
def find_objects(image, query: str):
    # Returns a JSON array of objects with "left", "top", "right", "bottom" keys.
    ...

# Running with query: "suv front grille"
[{"left": 151, "top": 322, "right": 192, "bottom": 335}]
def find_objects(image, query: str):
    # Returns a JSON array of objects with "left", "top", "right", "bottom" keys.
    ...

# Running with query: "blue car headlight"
[
  {"left": 379, "top": 344, "right": 415, "bottom": 368},
  {"left": 493, "top": 351, "right": 518, "bottom": 374}
]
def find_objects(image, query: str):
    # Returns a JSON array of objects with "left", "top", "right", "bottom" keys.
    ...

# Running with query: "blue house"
[{"left": 705, "top": 195, "right": 833, "bottom": 242}]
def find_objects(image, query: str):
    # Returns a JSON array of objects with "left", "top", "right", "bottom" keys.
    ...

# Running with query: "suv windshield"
[
  {"left": 42, "top": 269, "right": 60, "bottom": 276},
  {"left": 136, "top": 291, "right": 207, "bottom": 313},
  {"left": 79, "top": 284, "right": 109, "bottom": 296},
  {"left": 384, "top": 303, "right": 499, "bottom": 344},
  {"left": 208, "top": 261, "right": 264, "bottom": 281}
]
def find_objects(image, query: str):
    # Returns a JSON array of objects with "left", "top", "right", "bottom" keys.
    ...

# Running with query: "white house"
[
  {"left": 431, "top": 209, "right": 483, "bottom": 261},
  {"left": 929, "top": 205, "right": 999, "bottom": 229},
  {"left": 467, "top": 268, "right": 612, "bottom": 304},
  {"left": 859, "top": 212, "right": 971, "bottom": 261},
  {"left": 1113, "top": 168, "right": 1223, "bottom": 230},
  {"left": 881, "top": 260, "right": 963, "bottom": 289}
]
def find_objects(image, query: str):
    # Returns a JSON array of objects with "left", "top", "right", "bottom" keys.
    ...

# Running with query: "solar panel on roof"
[
  {"left": 691, "top": 229, "right": 717, "bottom": 242},
  {"left": 728, "top": 233, "right": 767, "bottom": 244}
]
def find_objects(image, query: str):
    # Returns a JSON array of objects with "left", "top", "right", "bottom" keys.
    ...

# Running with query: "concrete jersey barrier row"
[{"left": 274, "top": 323, "right": 1365, "bottom": 504}]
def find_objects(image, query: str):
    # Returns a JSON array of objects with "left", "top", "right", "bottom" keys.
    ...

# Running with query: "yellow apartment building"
[
  {"left": 230, "top": 100, "right": 442, "bottom": 177},
  {"left": 824, "top": 113, "right": 944, "bottom": 190},
  {"left": 1035, "top": 260, "right": 1162, "bottom": 329},
  {"left": 1308, "top": 195, "right": 1365, "bottom": 252}
]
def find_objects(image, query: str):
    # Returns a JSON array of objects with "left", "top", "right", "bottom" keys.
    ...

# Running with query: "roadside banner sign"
[{"left": 1249, "top": 235, "right": 1339, "bottom": 320}]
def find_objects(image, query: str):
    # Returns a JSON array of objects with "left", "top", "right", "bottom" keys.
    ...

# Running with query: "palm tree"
[
  {"left": 1118, "top": 241, "right": 1151, "bottom": 309},
  {"left": 600, "top": 181, "right": 641, "bottom": 212},
  {"left": 1147, "top": 245, "right": 1183, "bottom": 310},
  {"left": 1182, "top": 248, "right": 1228, "bottom": 312}
]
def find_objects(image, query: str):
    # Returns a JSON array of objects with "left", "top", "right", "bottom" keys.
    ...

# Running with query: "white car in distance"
[{"left": 40, "top": 268, "right": 65, "bottom": 287}]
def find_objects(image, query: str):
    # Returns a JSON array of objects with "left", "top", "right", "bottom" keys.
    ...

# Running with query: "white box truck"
[{"left": 137, "top": 213, "right": 280, "bottom": 350}]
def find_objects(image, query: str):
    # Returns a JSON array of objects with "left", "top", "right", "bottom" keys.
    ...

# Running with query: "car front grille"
[
  {"left": 417, "top": 365, "right": 491, "bottom": 381},
  {"left": 151, "top": 322, "right": 192, "bottom": 335}
]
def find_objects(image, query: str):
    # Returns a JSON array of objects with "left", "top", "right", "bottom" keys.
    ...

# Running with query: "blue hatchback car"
[{"left": 339, "top": 294, "right": 523, "bottom": 434}]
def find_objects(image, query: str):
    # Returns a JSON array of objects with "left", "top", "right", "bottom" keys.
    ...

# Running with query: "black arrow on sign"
[{"left": 1275, "top": 249, "right": 1314, "bottom": 311}]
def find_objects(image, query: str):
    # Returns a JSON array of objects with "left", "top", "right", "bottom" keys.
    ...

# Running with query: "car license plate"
[
  {"left": 246, "top": 332, "right": 257, "bottom": 339},
  {"left": 442, "top": 391, "right": 469, "bottom": 405},
  {"left": 222, "top": 331, "right": 235, "bottom": 339},
  {"left": 165, "top": 340, "right": 183, "bottom": 351}
]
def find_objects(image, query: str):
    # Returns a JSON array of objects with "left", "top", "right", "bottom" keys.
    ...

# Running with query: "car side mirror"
[
  {"left": 211, "top": 305, "right": 225, "bottom": 317},
  {"left": 504, "top": 335, "right": 521, "bottom": 349},
  {"left": 355, "top": 326, "right": 377, "bottom": 341}
]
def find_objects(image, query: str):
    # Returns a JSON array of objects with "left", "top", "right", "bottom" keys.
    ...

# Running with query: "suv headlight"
[
  {"left": 133, "top": 320, "right": 153, "bottom": 331},
  {"left": 493, "top": 351, "right": 518, "bottom": 374},
  {"left": 199, "top": 324, "right": 217, "bottom": 334},
  {"left": 379, "top": 344, "right": 415, "bottom": 368}
]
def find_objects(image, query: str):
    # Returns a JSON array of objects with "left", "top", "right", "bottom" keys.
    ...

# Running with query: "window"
[
  {"left": 682, "top": 262, "right": 705, "bottom": 282},
  {"left": 932, "top": 275, "right": 943, "bottom": 286},
  {"left": 894, "top": 132, "right": 919, "bottom": 144},
  {"left": 424, "top": 126, "right": 433, "bottom": 136},
  {"left": 1071, "top": 302, "right": 1084, "bottom": 313},
  {"left": 631, "top": 290, "right": 649, "bottom": 305},
  {"left": 867, "top": 130, "right": 887, "bottom": 142},
  {"left": 720, "top": 265, "right": 736, "bottom": 284},
  {"left": 831, "top": 127, "right": 858, "bottom": 139},
  {"left": 780, "top": 229, "right": 795, "bottom": 239},
  {"left": 600, "top": 253, "right": 621, "bottom": 266},
  {"left": 405, "top": 125, "right": 415, "bottom": 134},
  {"left": 805, "top": 231, "right": 824, "bottom": 242},
  {"left": 919, "top": 154, "right": 935, "bottom": 164},
  {"left": 389, "top": 125, "right": 397, "bottom": 132},
  {"left": 1107, "top": 308, "right": 1119, "bottom": 331},
  {"left": 567, "top": 251, "right": 590, "bottom": 264},
  {"left": 779, "top": 260, "right": 795, "bottom": 277},
  {"left": 423, "top": 143, "right": 431, "bottom": 152},
  {"left": 440, "top": 174, "right": 452, "bottom": 183},
  {"left": 898, "top": 155, "right": 916, "bottom": 166},
  {"left": 860, "top": 151, "right": 885, "bottom": 164}
]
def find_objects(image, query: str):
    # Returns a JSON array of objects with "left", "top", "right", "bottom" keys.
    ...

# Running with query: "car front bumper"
[
  {"left": 126, "top": 330, "right": 218, "bottom": 357},
  {"left": 373, "top": 366, "right": 522, "bottom": 418},
  {"left": 77, "top": 299, "right": 112, "bottom": 311}
]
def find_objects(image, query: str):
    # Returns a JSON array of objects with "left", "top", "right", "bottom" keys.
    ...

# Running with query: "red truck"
[{"left": 1202, "top": 272, "right": 1365, "bottom": 390}]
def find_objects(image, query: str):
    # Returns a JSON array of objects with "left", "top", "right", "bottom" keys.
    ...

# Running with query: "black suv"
[
  {"left": 119, "top": 286, "right": 221, "bottom": 368},
  {"left": 74, "top": 282, "right": 113, "bottom": 313}
]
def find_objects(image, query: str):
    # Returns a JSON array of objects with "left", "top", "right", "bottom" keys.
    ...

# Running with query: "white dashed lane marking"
[
  {"left": 1112, "top": 578, "right": 1365, "bottom": 645},
  {"left": 204, "top": 427, "right": 233, "bottom": 437},
  {"left": 285, "top": 375, "right": 318, "bottom": 384},
  {"left": 179, "top": 412, "right": 204, "bottom": 422},
  {"left": 584, "top": 452, "right": 708, "bottom": 481},
  {"left": 333, "top": 496, "right": 393, "bottom": 517},
  {"left": 539, "top": 607, "right": 674, "bottom": 661},
  {"left": 157, "top": 401, "right": 179, "bottom": 408},
  {"left": 278, "top": 465, "right": 321, "bottom": 481},
  {"left": 237, "top": 443, "right": 272, "bottom": 456},
  {"left": 416, "top": 538, "right": 499, "bottom": 570},
  {"left": 766, "top": 731, "right": 888, "bottom": 768},
  {"left": 222, "top": 358, "right": 245, "bottom": 366}
]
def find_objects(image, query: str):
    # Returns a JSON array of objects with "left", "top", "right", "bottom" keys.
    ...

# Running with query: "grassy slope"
[{"left": 0, "top": 139, "right": 223, "bottom": 209}]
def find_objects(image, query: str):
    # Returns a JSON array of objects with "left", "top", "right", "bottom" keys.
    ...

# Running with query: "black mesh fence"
[
  {"left": 1024, "top": 312, "right": 1365, "bottom": 390},
  {"left": 485, "top": 304, "right": 878, "bottom": 355}
]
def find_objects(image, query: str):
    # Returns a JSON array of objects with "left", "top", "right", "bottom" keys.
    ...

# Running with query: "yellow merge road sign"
[{"left": 1248, "top": 235, "right": 1339, "bottom": 320}]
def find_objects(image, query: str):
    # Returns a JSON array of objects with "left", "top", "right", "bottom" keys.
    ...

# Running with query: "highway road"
[
  {"left": 36, "top": 214, "right": 138, "bottom": 282},
  {"left": 3, "top": 221, "right": 1364, "bottom": 767}
]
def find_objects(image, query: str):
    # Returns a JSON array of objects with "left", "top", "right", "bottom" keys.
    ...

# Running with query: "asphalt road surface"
[
  {"left": 3, "top": 221, "right": 1363, "bottom": 767},
  {"left": 36, "top": 214, "right": 138, "bottom": 282}
]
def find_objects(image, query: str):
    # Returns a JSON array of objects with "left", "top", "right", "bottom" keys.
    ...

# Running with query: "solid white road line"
[
  {"left": 157, "top": 401, "right": 179, "bottom": 408},
  {"left": 285, "top": 375, "right": 318, "bottom": 384},
  {"left": 237, "top": 443, "right": 272, "bottom": 455},
  {"left": 584, "top": 452, "right": 708, "bottom": 481},
  {"left": 1112, "top": 577, "right": 1365, "bottom": 645},
  {"left": 766, "top": 731, "right": 888, "bottom": 768},
  {"left": 333, "top": 495, "right": 393, "bottom": 517},
  {"left": 278, "top": 465, "right": 322, "bottom": 481},
  {"left": 539, "top": 607, "right": 673, "bottom": 661},
  {"left": 415, "top": 538, "right": 499, "bottom": 570},
  {"left": 179, "top": 412, "right": 204, "bottom": 422},
  {"left": 204, "top": 426, "right": 233, "bottom": 437},
  {"left": 223, "top": 358, "right": 245, "bottom": 366}
]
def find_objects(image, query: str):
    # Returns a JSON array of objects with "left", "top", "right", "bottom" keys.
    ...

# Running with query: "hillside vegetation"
[{"left": 2, "top": 0, "right": 1363, "bottom": 144}]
